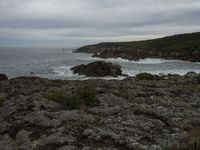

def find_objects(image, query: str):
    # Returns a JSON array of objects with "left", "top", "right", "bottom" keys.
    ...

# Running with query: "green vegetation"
[
  {"left": 182, "top": 85, "right": 200, "bottom": 93},
  {"left": 94, "top": 32, "right": 200, "bottom": 54},
  {"left": 0, "top": 97, "right": 5, "bottom": 107},
  {"left": 76, "top": 85, "right": 97, "bottom": 107},
  {"left": 46, "top": 85, "right": 98, "bottom": 110},
  {"left": 118, "top": 85, "right": 133, "bottom": 101},
  {"left": 167, "top": 128, "right": 200, "bottom": 150},
  {"left": 196, "top": 74, "right": 200, "bottom": 83},
  {"left": 132, "top": 105, "right": 145, "bottom": 115},
  {"left": 136, "top": 73, "right": 157, "bottom": 80}
]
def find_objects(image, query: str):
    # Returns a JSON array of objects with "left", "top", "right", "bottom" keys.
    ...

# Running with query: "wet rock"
[
  {"left": 71, "top": 61, "right": 122, "bottom": 77},
  {"left": 0, "top": 74, "right": 8, "bottom": 81}
]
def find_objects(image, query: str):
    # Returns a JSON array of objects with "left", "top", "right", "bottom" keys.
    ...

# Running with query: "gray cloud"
[{"left": 0, "top": 0, "right": 200, "bottom": 47}]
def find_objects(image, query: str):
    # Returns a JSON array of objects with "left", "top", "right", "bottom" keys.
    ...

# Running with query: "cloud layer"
[{"left": 0, "top": 0, "right": 200, "bottom": 47}]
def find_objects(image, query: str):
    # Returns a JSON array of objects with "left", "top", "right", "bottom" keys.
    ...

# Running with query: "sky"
[{"left": 0, "top": 0, "right": 200, "bottom": 47}]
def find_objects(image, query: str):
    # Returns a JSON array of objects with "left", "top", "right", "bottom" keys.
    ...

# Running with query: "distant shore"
[{"left": 76, "top": 32, "right": 200, "bottom": 62}]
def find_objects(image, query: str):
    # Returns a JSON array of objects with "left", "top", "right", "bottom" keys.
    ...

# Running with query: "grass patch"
[
  {"left": 196, "top": 74, "right": 200, "bottom": 84},
  {"left": 46, "top": 85, "right": 98, "bottom": 110},
  {"left": 0, "top": 97, "right": 5, "bottom": 107},
  {"left": 166, "top": 128, "right": 200, "bottom": 150},
  {"left": 182, "top": 85, "right": 200, "bottom": 93},
  {"left": 133, "top": 105, "right": 145, "bottom": 115},
  {"left": 118, "top": 85, "right": 132, "bottom": 101},
  {"left": 0, "top": 97, "right": 6, "bottom": 107},
  {"left": 136, "top": 73, "right": 158, "bottom": 80}
]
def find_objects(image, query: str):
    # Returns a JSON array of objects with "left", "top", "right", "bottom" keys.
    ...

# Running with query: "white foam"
[
  {"left": 123, "top": 68, "right": 200, "bottom": 76},
  {"left": 91, "top": 57, "right": 181, "bottom": 65},
  {"left": 51, "top": 66, "right": 74, "bottom": 76},
  {"left": 134, "top": 58, "right": 176, "bottom": 64}
]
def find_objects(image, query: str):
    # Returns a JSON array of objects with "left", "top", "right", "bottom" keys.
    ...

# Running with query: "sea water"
[{"left": 0, "top": 47, "right": 200, "bottom": 80}]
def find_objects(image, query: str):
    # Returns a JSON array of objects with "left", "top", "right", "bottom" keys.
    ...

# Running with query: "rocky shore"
[
  {"left": 0, "top": 73, "right": 200, "bottom": 150},
  {"left": 76, "top": 32, "right": 200, "bottom": 62}
]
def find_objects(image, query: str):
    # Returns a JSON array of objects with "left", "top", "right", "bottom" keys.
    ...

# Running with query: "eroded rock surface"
[{"left": 0, "top": 74, "right": 200, "bottom": 150}]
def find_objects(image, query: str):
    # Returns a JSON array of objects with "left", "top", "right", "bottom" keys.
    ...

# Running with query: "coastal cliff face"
[
  {"left": 0, "top": 74, "right": 200, "bottom": 150},
  {"left": 76, "top": 32, "right": 200, "bottom": 62}
]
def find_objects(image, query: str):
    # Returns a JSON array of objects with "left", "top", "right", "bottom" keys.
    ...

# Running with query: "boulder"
[
  {"left": 0, "top": 74, "right": 8, "bottom": 81},
  {"left": 71, "top": 61, "right": 122, "bottom": 77}
]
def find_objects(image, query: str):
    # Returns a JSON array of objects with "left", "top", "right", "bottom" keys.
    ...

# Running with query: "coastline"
[{"left": 75, "top": 32, "right": 200, "bottom": 62}]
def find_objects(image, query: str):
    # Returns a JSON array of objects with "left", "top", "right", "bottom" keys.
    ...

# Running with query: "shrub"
[
  {"left": 0, "top": 97, "right": 5, "bottom": 105},
  {"left": 184, "top": 128, "right": 200, "bottom": 150},
  {"left": 166, "top": 128, "right": 200, "bottom": 150},
  {"left": 196, "top": 74, "right": 200, "bottom": 83},
  {"left": 136, "top": 72, "right": 156, "bottom": 80},
  {"left": 46, "top": 85, "right": 98, "bottom": 109},
  {"left": 0, "top": 97, "right": 5, "bottom": 107},
  {"left": 46, "top": 89, "right": 81, "bottom": 110},
  {"left": 76, "top": 85, "right": 98, "bottom": 107},
  {"left": 133, "top": 105, "right": 145, "bottom": 115}
]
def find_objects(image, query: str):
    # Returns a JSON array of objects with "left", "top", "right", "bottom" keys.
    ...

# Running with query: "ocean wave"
[
  {"left": 123, "top": 68, "right": 200, "bottom": 76},
  {"left": 51, "top": 66, "right": 74, "bottom": 76},
  {"left": 91, "top": 57, "right": 179, "bottom": 64},
  {"left": 134, "top": 58, "right": 175, "bottom": 64}
]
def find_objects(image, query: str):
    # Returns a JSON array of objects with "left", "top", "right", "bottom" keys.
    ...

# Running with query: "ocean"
[{"left": 0, "top": 47, "right": 200, "bottom": 80}]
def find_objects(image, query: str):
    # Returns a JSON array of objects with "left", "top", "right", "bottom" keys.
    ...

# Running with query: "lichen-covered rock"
[{"left": 0, "top": 74, "right": 200, "bottom": 149}]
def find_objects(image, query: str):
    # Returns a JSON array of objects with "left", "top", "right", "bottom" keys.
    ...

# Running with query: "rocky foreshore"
[{"left": 0, "top": 73, "right": 200, "bottom": 150}]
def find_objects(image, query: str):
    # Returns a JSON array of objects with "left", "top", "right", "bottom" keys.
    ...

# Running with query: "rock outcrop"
[
  {"left": 0, "top": 74, "right": 200, "bottom": 149},
  {"left": 71, "top": 61, "right": 122, "bottom": 77},
  {"left": 0, "top": 74, "right": 8, "bottom": 81}
]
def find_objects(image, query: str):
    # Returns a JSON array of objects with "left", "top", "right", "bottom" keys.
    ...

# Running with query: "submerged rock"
[{"left": 71, "top": 61, "right": 122, "bottom": 77}]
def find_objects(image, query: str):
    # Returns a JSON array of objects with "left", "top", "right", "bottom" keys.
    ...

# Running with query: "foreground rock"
[
  {"left": 71, "top": 61, "right": 122, "bottom": 77},
  {"left": 0, "top": 74, "right": 8, "bottom": 81},
  {"left": 0, "top": 73, "right": 200, "bottom": 150}
]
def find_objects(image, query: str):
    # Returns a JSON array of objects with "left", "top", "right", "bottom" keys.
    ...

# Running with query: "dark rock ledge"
[{"left": 71, "top": 61, "right": 122, "bottom": 77}]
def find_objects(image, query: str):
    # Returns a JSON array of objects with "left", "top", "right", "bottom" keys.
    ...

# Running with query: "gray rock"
[{"left": 71, "top": 61, "right": 122, "bottom": 77}]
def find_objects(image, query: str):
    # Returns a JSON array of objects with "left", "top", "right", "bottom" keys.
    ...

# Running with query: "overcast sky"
[{"left": 0, "top": 0, "right": 200, "bottom": 47}]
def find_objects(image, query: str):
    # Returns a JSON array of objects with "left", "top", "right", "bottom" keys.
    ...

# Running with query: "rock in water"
[
  {"left": 71, "top": 61, "right": 122, "bottom": 77},
  {"left": 0, "top": 74, "right": 8, "bottom": 81}
]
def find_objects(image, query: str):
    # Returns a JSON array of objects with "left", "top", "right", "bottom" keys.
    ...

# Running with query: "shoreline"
[{"left": 75, "top": 32, "right": 200, "bottom": 62}]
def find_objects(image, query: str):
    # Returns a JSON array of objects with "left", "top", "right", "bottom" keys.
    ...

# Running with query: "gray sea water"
[{"left": 0, "top": 47, "right": 200, "bottom": 80}]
